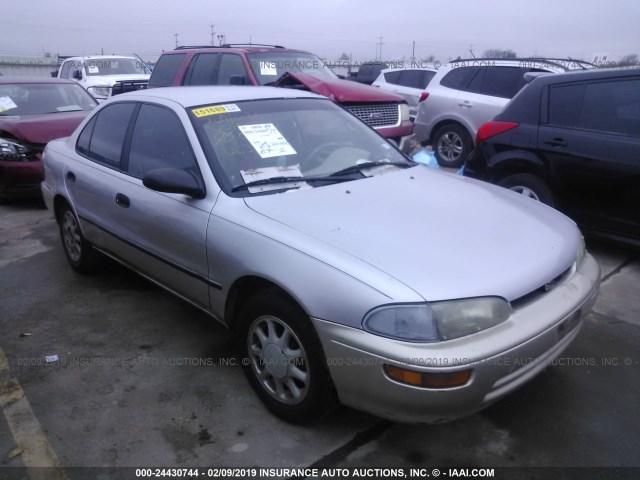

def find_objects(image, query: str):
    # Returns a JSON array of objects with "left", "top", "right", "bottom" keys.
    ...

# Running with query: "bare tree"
[
  {"left": 619, "top": 54, "right": 638, "bottom": 66},
  {"left": 483, "top": 49, "right": 517, "bottom": 59},
  {"left": 338, "top": 52, "right": 350, "bottom": 61}
]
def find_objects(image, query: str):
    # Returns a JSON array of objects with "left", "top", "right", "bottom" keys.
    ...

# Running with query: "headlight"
[
  {"left": 89, "top": 86, "right": 111, "bottom": 98},
  {"left": 399, "top": 103, "right": 410, "bottom": 122},
  {"left": 363, "top": 297, "right": 512, "bottom": 342},
  {"left": 0, "top": 138, "right": 34, "bottom": 162},
  {"left": 576, "top": 234, "right": 586, "bottom": 268}
]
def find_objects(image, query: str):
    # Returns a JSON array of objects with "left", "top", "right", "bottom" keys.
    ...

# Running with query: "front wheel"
[
  {"left": 432, "top": 124, "right": 473, "bottom": 168},
  {"left": 237, "top": 290, "right": 337, "bottom": 423},
  {"left": 498, "top": 173, "right": 554, "bottom": 207},
  {"left": 59, "top": 203, "right": 102, "bottom": 273}
]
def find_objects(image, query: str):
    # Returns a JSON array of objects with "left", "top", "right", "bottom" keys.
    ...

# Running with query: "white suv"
[
  {"left": 57, "top": 55, "right": 150, "bottom": 101},
  {"left": 413, "top": 58, "right": 591, "bottom": 167},
  {"left": 372, "top": 67, "right": 437, "bottom": 120}
]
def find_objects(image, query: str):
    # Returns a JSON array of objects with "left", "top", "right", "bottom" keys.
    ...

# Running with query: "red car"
[{"left": 0, "top": 77, "right": 97, "bottom": 200}]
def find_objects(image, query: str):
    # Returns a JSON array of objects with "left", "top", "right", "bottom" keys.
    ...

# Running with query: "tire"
[
  {"left": 237, "top": 289, "right": 337, "bottom": 424},
  {"left": 432, "top": 124, "right": 473, "bottom": 168},
  {"left": 59, "top": 203, "right": 103, "bottom": 273},
  {"left": 498, "top": 173, "right": 554, "bottom": 207}
]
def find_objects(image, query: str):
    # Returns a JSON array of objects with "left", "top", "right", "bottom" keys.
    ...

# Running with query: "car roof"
[
  {"left": 0, "top": 76, "right": 78, "bottom": 85},
  {"left": 448, "top": 57, "right": 595, "bottom": 71},
  {"left": 380, "top": 66, "right": 437, "bottom": 73},
  {"left": 110, "top": 85, "right": 324, "bottom": 108},
  {"left": 165, "top": 45, "right": 311, "bottom": 55},
  {"left": 63, "top": 55, "right": 137, "bottom": 61},
  {"left": 530, "top": 67, "right": 640, "bottom": 86}
]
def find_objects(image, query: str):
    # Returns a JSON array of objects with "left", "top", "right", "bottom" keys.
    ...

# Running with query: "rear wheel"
[
  {"left": 432, "top": 124, "right": 473, "bottom": 168},
  {"left": 237, "top": 289, "right": 337, "bottom": 424},
  {"left": 59, "top": 203, "right": 102, "bottom": 273},
  {"left": 498, "top": 173, "right": 554, "bottom": 206}
]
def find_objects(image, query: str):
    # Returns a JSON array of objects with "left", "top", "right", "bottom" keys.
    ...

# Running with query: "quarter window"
[
  {"left": 383, "top": 71, "right": 401, "bottom": 84},
  {"left": 127, "top": 104, "right": 198, "bottom": 178}
]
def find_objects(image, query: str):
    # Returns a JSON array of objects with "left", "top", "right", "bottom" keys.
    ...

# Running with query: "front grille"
[
  {"left": 511, "top": 266, "right": 573, "bottom": 309},
  {"left": 345, "top": 103, "right": 400, "bottom": 128}
]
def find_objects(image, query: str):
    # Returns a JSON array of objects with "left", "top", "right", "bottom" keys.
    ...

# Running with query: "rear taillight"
[
  {"left": 419, "top": 92, "right": 429, "bottom": 102},
  {"left": 476, "top": 121, "right": 519, "bottom": 144}
]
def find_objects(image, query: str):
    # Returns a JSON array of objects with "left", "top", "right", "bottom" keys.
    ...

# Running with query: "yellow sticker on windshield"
[{"left": 192, "top": 104, "right": 241, "bottom": 117}]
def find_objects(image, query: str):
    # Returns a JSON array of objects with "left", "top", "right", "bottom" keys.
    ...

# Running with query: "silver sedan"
[{"left": 41, "top": 86, "right": 600, "bottom": 424}]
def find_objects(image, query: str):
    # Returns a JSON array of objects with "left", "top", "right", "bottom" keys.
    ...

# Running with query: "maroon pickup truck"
[{"left": 148, "top": 44, "right": 415, "bottom": 152}]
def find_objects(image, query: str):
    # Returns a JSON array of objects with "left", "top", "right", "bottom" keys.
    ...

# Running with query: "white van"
[{"left": 57, "top": 55, "right": 150, "bottom": 101}]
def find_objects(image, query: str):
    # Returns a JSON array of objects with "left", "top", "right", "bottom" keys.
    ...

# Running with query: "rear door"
[
  {"left": 539, "top": 77, "right": 640, "bottom": 239},
  {"left": 455, "top": 66, "right": 521, "bottom": 136},
  {"left": 70, "top": 102, "right": 136, "bottom": 253}
]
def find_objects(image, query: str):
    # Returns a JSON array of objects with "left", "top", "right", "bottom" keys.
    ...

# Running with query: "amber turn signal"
[{"left": 384, "top": 364, "right": 472, "bottom": 389}]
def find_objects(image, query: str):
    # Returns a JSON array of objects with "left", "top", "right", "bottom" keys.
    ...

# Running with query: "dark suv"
[
  {"left": 464, "top": 68, "right": 640, "bottom": 245},
  {"left": 148, "top": 45, "right": 414, "bottom": 150}
]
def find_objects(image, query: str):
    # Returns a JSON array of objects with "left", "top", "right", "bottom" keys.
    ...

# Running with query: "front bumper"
[
  {"left": 0, "top": 159, "right": 44, "bottom": 199},
  {"left": 312, "top": 253, "right": 600, "bottom": 423},
  {"left": 376, "top": 121, "right": 415, "bottom": 153}
]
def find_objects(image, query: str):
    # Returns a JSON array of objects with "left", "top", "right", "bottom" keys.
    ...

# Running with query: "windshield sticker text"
[{"left": 238, "top": 123, "right": 297, "bottom": 158}]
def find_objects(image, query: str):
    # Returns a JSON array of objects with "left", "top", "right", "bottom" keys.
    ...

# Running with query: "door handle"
[
  {"left": 544, "top": 138, "right": 568, "bottom": 148},
  {"left": 458, "top": 101, "right": 472, "bottom": 108},
  {"left": 66, "top": 171, "right": 76, "bottom": 182},
  {"left": 115, "top": 193, "right": 130, "bottom": 208}
]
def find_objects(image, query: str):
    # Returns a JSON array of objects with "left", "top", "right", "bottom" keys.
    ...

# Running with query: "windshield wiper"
[
  {"left": 329, "top": 161, "right": 412, "bottom": 177},
  {"left": 231, "top": 175, "right": 351, "bottom": 192}
]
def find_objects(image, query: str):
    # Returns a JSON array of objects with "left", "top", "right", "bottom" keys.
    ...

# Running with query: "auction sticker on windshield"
[
  {"left": 238, "top": 123, "right": 297, "bottom": 158},
  {"left": 192, "top": 104, "right": 241, "bottom": 118},
  {"left": 0, "top": 97, "right": 18, "bottom": 113}
]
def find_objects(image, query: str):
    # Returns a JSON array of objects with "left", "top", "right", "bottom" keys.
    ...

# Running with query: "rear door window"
[
  {"left": 548, "top": 83, "right": 586, "bottom": 127},
  {"left": 82, "top": 103, "right": 136, "bottom": 167},
  {"left": 467, "top": 66, "right": 524, "bottom": 98},
  {"left": 440, "top": 66, "right": 477, "bottom": 90}
]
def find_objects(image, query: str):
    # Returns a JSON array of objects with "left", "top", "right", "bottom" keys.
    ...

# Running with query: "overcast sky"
[{"left": 1, "top": 0, "right": 639, "bottom": 63}]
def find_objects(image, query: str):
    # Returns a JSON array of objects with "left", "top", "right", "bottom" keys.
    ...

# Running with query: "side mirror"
[
  {"left": 72, "top": 70, "right": 82, "bottom": 80},
  {"left": 143, "top": 168, "right": 205, "bottom": 198}
]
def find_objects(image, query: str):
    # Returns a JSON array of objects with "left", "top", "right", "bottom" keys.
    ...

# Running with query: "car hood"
[
  {"left": 273, "top": 72, "right": 405, "bottom": 103},
  {"left": 243, "top": 167, "right": 579, "bottom": 302},
  {"left": 0, "top": 111, "right": 89, "bottom": 144},
  {"left": 87, "top": 74, "right": 150, "bottom": 85}
]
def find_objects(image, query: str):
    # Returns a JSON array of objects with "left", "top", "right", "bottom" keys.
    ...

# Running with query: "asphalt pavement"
[{"left": 0, "top": 197, "right": 639, "bottom": 480}]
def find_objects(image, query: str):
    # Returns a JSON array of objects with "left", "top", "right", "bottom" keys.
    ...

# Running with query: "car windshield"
[
  {"left": 0, "top": 83, "right": 97, "bottom": 115},
  {"left": 246, "top": 52, "right": 338, "bottom": 85},
  {"left": 189, "top": 98, "right": 413, "bottom": 195},
  {"left": 84, "top": 58, "right": 146, "bottom": 76}
]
